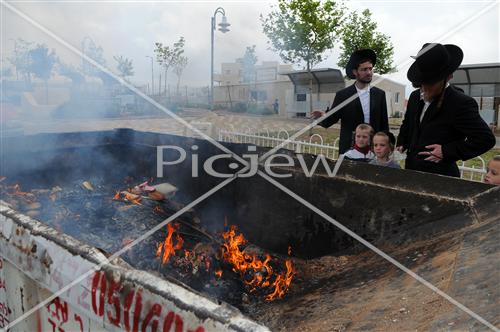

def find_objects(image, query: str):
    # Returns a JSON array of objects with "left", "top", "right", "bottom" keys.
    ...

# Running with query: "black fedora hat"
[
  {"left": 345, "top": 49, "right": 377, "bottom": 79},
  {"left": 407, "top": 43, "right": 463, "bottom": 85}
]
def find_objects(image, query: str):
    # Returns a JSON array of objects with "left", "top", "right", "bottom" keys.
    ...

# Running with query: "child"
[
  {"left": 369, "top": 131, "right": 401, "bottom": 169},
  {"left": 344, "top": 123, "right": 375, "bottom": 162},
  {"left": 484, "top": 156, "right": 500, "bottom": 185}
]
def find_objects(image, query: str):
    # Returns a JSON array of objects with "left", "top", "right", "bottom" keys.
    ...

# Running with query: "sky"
[{"left": 1, "top": 0, "right": 499, "bottom": 95}]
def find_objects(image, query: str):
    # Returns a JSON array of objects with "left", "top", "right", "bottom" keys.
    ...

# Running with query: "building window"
[
  {"left": 395, "top": 92, "right": 400, "bottom": 104},
  {"left": 296, "top": 94, "right": 306, "bottom": 102},
  {"left": 225, "top": 70, "right": 231, "bottom": 75}
]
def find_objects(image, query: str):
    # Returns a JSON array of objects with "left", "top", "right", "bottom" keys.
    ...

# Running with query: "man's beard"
[{"left": 358, "top": 76, "right": 372, "bottom": 84}]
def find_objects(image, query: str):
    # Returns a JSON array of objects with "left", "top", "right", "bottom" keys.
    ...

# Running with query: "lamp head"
[{"left": 218, "top": 15, "right": 230, "bottom": 33}]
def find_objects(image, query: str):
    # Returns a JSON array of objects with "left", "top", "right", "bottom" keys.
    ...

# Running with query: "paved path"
[
  {"left": 16, "top": 110, "right": 320, "bottom": 138},
  {"left": 10, "top": 109, "right": 500, "bottom": 150}
]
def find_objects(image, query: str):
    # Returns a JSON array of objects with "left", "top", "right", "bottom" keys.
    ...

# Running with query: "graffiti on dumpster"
[
  {"left": 0, "top": 258, "right": 12, "bottom": 330},
  {"left": 91, "top": 271, "right": 205, "bottom": 332},
  {"left": 46, "top": 297, "right": 85, "bottom": 332}
]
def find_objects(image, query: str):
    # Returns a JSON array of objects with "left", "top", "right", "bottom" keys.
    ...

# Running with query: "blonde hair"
[
  {"left": 355, "top": 123, "right": 374, "bottom": 136},
  {"left": 373, "top": 131, "right": 396, "bottom": 151}
]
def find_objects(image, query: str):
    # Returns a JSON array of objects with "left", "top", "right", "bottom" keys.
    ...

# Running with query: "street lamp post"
[
  {"left": 146, "top": 56, "right": 155, "bottom": 95},
  {"left": 210, "top": 7, "right": 230, "bottom": 110}
]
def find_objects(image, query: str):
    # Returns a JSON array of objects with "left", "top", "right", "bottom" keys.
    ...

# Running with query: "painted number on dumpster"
[
  {"left": 91, "top": 272, "right": 205, "bottom": 332},
  {"left": 45, "top": 297, "right": 85, "bottom": 332}
]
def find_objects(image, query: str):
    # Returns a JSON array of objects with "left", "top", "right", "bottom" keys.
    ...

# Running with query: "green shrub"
[
  {"left": 230, "top": 102, "right": 247, "bottom": 113},
  {"left": 247, "top": 104, "right": 273, "bottom": 115}
]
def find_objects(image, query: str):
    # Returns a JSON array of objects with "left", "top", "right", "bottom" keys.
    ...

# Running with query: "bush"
[
  {"left": 185, "top": 102, "right": 211, "bottom": 110},
  {"left": 230, "top": 102, "right": 247, "bottom": 113},
  {"left": 247, "top": 104, "right": 273, "bottom": 115},
  {"left": 393, "top": 111, "right": 401, "bottom": 118}
]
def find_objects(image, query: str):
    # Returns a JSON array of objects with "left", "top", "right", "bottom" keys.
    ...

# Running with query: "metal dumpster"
[{"left": 0, "top": 129, "right": 498, "bottom": 331}]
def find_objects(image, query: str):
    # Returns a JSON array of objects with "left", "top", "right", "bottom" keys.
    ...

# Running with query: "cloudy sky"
[{"left": 1, "top": 0, "right": 498, "bottom": 93}]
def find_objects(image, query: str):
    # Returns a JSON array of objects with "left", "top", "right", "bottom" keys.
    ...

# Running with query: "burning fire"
[
  {"left": 221, "top": 225, "right": 294, "bottom": 301},
  {"left": 113, "top": 191, "right": 142, "bottom": 205},
  {"left": 7, "top": 184, "right": 35, "bottom": 202},
  {"left": 156, "top": 223, "right": 184, "bottom": 265}
]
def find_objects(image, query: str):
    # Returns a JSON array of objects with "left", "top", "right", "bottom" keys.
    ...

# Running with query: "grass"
[
  {"left": 258, "top": 128, "right": 340, "bottom": 145},
  {"left": 389, "top": 118, "right": 403, "bottom": 126}
]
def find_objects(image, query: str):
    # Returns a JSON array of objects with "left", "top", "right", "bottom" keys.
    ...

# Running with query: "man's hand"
[
  {"left": 311, "top": 110, "right": 324, "bottom": 119},
  {"left": 418, "top": 144, "right": 443, "bottom": 163}
]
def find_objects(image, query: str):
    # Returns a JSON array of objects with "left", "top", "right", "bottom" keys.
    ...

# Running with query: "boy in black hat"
[
  {"left": 396, "top": 43, "right": 495, "bottom": 177},
  {"left": 311, "top": 49, "right": 389, "bottom": 154}
]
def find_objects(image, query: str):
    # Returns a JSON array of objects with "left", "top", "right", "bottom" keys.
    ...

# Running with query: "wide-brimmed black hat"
[
  {"left": 407, "top": 43, "right": 463, "bottom": 85},
  {"left": 345, "top": 49, "right": 377, "bottom": 79}
]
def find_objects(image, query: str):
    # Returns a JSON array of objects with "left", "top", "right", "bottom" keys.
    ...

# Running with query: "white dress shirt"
[{"left": 356, "top": 85, "right": 371, "bottom": 123}]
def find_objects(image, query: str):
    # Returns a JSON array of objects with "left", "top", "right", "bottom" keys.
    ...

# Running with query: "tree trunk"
[
  {"left": 164, "top": 66, "right": 168, "bottom": 96},
  {"left": 308, "top": 61, "right": 313, "bottom": 136},
  {"left": 159, "top": 72, "right": 162, "bottom": 97},
  {"left": 176, "top": 75, "right": 181, "bottom": 97}
]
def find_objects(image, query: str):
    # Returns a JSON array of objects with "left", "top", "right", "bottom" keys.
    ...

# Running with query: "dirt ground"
[{"left": 242, "top": 223, "right": 498, "bottom": 331}]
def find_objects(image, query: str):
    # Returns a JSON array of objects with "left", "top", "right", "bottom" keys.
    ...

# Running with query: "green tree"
[
  {"left": 8, "top": 38, "right": 34, "bottom": 82},
  {"left": 154, "top": 36, "right": 185, "bottom": 96},
  {"left": 173, "top": 55, "right": 188, "bottom": 96},
  {"left": 113, "top": 55, "right": 134, "bottom": 80},
  {"left": 261, "top": 0, "right": 346, "bottom": 115},
  {"left": 83, "top": 40, "right": 106, "bottom": 77},
  {"left": 338, "top": 9, "right": 395, "bottom": 75},
  {"left": 237, "top": 45, "right": 258, "bottom": 83},
  {"left": 28, "top": 44, "right": 57, "bottom": 103}
]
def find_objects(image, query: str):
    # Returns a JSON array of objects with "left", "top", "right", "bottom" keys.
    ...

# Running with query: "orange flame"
[
  {"left": 221, "top": 225, "right": 294, "bottom": 301},
  {"left": 156, "top": 223, "right": 184, "bottom": 265},
  {"left": 124, "top": 192, "right": 142, "bottom": 205},
  {"left": 215, "top": 270, "right": 223, "bottom": 278},
  {"left": 10, "top": 184, "right": 29, "bottom": 196},
  {"left": 265, "top": 259, "right": 294, "bottom": 301},
  {"left": 7, "top": 184, "right": 35, "bottom": 203},
  {"left": 113, "top": 191, "right": 142, "bottom": 205}
]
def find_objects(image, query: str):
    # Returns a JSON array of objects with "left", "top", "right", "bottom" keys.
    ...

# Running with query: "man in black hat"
[
  {"left": 311, "top": 49, "right": 389, "bottom": 154},
  {"left": 397, "top": 43, "right": 495, "bottom": 177}
]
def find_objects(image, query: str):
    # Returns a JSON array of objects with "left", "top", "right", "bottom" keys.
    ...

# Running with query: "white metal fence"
[
  {"left": 218, "top": 129, "right": 487, "bottom": 182},
  {"left": 219, "top": 129, "right": 339, "bottom": 160},
  {"left": 458, "top": 158, "right": 487, "bottom": 182}
]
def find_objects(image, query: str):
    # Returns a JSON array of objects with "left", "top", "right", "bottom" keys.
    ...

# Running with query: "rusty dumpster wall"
[
  {"left": 0, "top": 204, "right": 269, "bottom": 332},
  {"left": 1, "top": 129, "right": 497, "bottom": 259}
]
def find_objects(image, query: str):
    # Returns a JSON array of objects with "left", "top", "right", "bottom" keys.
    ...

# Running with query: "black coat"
[
  {"left": 397, "top": 87, "right": 495, "bottom": 177},
  {"left": 319, "top": 84, "right": 389, "bottom": 154}
]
